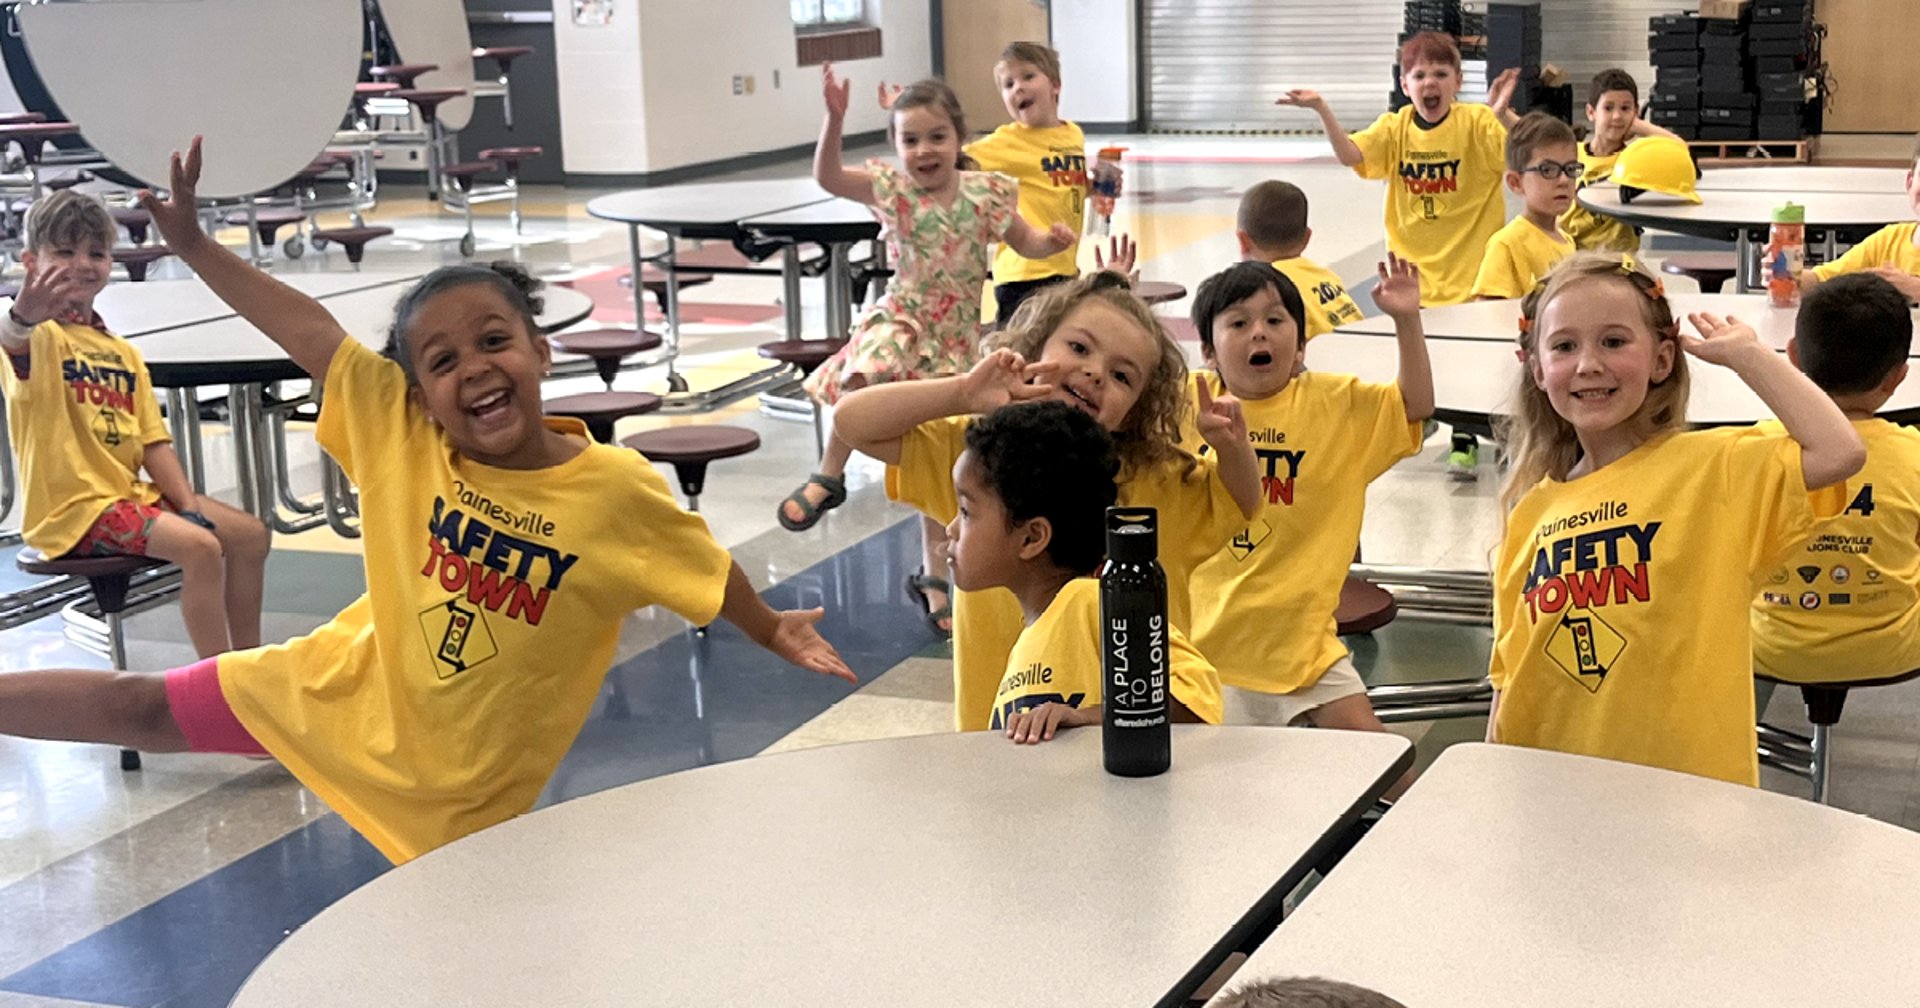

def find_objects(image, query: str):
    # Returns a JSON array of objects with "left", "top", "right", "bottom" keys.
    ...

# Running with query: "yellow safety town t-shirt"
[
  {"left": 1561, "top": 142, "right": 1640, "bottom": 253},
  {"left": 217, "top": 339, "right": 733, "bottom": 863},
  {"left": 966, "top": 121, "right": 1089, "bottom": 284},
  {"left": 1272, "top": 256, "right": 1365, "bottom": 339},
  {"left": 1810, "top": 222, "right": 1920, "bottom": 283},
  {"left": 1, "top": 318, "right": 169, "bottom": 555},
  {"left": 1351, "top": 103, "right": 1509, "bottom": 306},
  {"left": 1471, "top": 216, "right": 1577, "bottom": 300},
  {"left": 1490, "top": 429, "right": 1844, "bottom": 786},
  {"left": 1752, "top": 419, "right": 1920, "bottom": 684},
  {"left": 888, "top": 416, "right": 1245, "bottom": 730},
  {"left": 993, "top": 578, "right": 1224, "bottom": 730},
  {"left": 1189, "top": 371, "right": 1421, "bottom": 693}
]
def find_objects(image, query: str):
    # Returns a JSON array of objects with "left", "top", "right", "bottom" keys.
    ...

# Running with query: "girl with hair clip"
[
  {"left": 1488, "top": 251, "right": 1864, "bottom": 785},
  {"left": 779, "top": 63, "right": 1080, "bottom": 642},
  {"left": 834, "top": 272, "right": 1260, "bottom": 732}
]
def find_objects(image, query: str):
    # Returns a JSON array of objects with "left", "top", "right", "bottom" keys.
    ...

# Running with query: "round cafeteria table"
[
  {"left": 1217, "top": 743, "right": 1920, "bottom": 1007},
  {"left": 1690, "top": 165, "right": 1910, "bottom": 193},
  {"left": 740, "top": 197, "right": 881, "bottom": 344},
  {"left": 228, "top": 727, "right": 1413, "bottom": 1008}
]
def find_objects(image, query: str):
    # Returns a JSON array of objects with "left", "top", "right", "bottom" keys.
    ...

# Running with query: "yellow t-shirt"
[
  {"left": 965, "top": 121, "right": 1088, "bottom": 284},
  {"left": 217, "top": 339, "right": 732, "bottom": 863},
  {"left": 1, "top": 318, "right": 169, "bottom": 555},
  {"left": 888, "top": 416, "right": 1244, "bottom": 730},
  {"left": 1189, "top": 372, "right": 1421, "bottom": 693},
  {"left": 1752, "top": 419, "right": 1920, "bottom": 684},
  {"left": 1350, "top": 103, "right": 1509, "bottom": 306},
  {"left": 1471, "top": 216, "right": 1576, "bottom": 300},
  {"left": 1560, "top": 141, "right": 1640, "bottom": 253},
  {"left": 1811, "top": 222, "right": 1920, "bottom": 282},
  {"left": 1272, "top": 257, "right": 1364, "bottom": 339},
  {"left": 993, "top": 578, "right": 1224, "bottom": 729},
  {"left": 1490, "top": 429, "right": 1845, "bottom": 786}
]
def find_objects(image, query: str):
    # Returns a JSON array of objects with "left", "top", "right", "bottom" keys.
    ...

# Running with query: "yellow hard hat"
[{"left": 1610, "top": 136, "right": 1702, "bottom": 204}]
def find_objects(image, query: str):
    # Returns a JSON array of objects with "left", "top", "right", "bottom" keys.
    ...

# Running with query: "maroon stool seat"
[
  {"left": 370, "top": 63, "right": 439, "bottom": 89},
  {"left": 1662, "top": 252, "right": 1740, "bottom": 294},
  {"left": 0, "top": 121, "right": 81, "bottom": 165},
  {"left": 1756, "top": 666, "right": 1920, "bottom": 803},
  {"left": 17, "top": 548, "right": 168, "bottom": 771},
  {"left": 621, "top": 267, "right": 715, "bottom": 317},
  {"left": 112, "top": 245, "right": 172, "bottom": 282},
  {"left": 1135, "top": 279, "right": 1188, "bottom": 306},
  {"left": 1334, "top": 577, "right": 1398, "bottom": 637},
  {"left": 111, "top": 207, "right": 151, "bottom": 245},
  {"left": 222, "top": 207, "right": 307, "bottom": 261},
  {"left": 388, "top": 87, "right": 464, "bottom": 124},
  {"left": 439, "top": 161, "right": 497, "bottom": 257},
  {"left": 550, "top": 327, "right": 665, "bottom": 389},
  {"left": 544, "top": 390, "right": 663, "bottom": 444},
  {"left": 43, "top": 171, "right": 89, "bottom": 192},
  {"left": 308, "top": 226, "right": 392, "bottom": 267},
  {"left": 473, "top": 45, "right": 533, "bottom": 74},
  {"left": 758, "top": 338, "right": 847, "bottom": 375},
  {"left": 354, "top": 81, "right": 401, "bottom": 97},
  {"left": 0, "top": 111, "right": 46, "bottom": 126},
  {"left": 621, "top": 426, "right": 761, "bottom": 511},
  {"left": 479, "top": 145, "right": 543, "bottom": 233}
]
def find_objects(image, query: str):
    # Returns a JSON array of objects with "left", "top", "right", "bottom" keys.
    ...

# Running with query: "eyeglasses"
[{"left": 1519, "top": 160, "right": 1585, "bottom": 180}]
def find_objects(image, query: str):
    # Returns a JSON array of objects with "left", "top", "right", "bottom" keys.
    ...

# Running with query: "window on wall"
[
  {"left": 792, "top": 0, "right": 864, "bottom": 29},
  {"left": 794, "top": 0, "right": 881, "bottom": 65}
]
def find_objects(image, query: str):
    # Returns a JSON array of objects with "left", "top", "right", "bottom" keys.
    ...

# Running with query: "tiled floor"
[{"left": 1, "top": 136, "right": 1916, "bottom": 1007}]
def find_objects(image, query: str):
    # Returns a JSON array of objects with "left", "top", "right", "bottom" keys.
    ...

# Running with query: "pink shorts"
[
  {"left": 163, "top": 658, "right": 269, "bottom": 757},
  {"left": 73, "top": 498, "right": 178, "bottom": 558}
]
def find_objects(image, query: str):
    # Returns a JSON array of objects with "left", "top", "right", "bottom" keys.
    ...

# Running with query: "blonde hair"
[
  {"left": 990, "top": 272, "right": 1196, "bottom": 479},
  {"left": 24, "top": 189, "right": 115, "bottom": 253},
  {"left": 996, "top": 41, "right": 1061, "bottom": 87},
  {"left": 1496, "top": 251, "right": 1690, "bottom": 513}
]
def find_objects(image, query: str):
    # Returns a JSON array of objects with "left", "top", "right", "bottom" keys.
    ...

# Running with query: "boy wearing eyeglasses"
[{"left": 1472, "top": 113, "right": 1580, "bottom": 300}]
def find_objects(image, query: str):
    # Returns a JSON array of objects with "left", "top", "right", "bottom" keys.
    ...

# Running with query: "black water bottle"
[{"left": 1101, "top": 506, "right": 1171, "bottom": 777}]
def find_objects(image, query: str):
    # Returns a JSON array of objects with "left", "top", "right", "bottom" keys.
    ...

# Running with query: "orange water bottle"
[
  {"left": 1766, "top": 201, "right": 1805, "bottom": 308},
  {"left": 1091, "top": 146, "right": 1126, "bottom": 234}
]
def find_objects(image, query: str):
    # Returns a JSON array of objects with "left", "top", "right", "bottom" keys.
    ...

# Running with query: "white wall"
[
  {"left": 551, "top": 0, "right": 933, "bottom": 176},
  {"left": 1052, "top": 0, "right": 1136, "bottom": 126}
]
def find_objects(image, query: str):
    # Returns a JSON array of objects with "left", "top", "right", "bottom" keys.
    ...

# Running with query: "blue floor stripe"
[{"left": 1, "top": 518, "right": 935, "bottom": 1007}]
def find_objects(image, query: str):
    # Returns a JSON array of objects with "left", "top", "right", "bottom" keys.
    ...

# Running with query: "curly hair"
[
  {"left": 965, "top": 400, "right": 1119, "bottom": 575},
  {"left": 989, "top": 271, "right": 1196, "bottom": 480},
  {"left": 382, "top": 261, "right": 547, "bottom": 383}
]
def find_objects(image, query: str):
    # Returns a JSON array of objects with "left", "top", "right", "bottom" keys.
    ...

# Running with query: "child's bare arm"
[
  {"left": 814, "top": 63, "right": 876, "bottom": 205},
  {"left": 1485, "top": 690, "right": 1501, "bottom": 742},
  {"left": 1684, "top": 312, "right": 1865, "bottom": 489},
  {"left": 1276, "top": 90, "right": 1363, "bottom": 167},
  {"left": 1193, "top": 375, "right": 1261, "bottom": 518},
  {"left": 1487, "top": 69, "right": 1522, "bottom": 128},
  {"left": 137, "top": 138, "right": 346, "bottom": 380},
  {"left": 1372, "top": 254, "right": 1434, "bottom": 421},
  {"left": 717, "top": 561, "right": 856, "bottom": 683},
  {"left": 141, "top": 443, "right": 199, "bottom": 512},
  {"left": 1628, "top": 119, "right": 1682, "bottom": 142},
  {"left": 834, "top": 350, "right": 1059, "bottom": 464},
  {"left": 1002, "top": 215, "right": 1076, "bottom": 261}
]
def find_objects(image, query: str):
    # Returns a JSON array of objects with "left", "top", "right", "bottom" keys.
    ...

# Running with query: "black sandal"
[
  {"left": 776, "top": 473, "right": 847, "bottom": 531},
  {"left": 903, "top": 570, "right": 954, "bottom": 639}
]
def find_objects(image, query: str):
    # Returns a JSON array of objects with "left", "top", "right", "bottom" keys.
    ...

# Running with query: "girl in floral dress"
[{"left": 779, "top": 63, "right": 1074, "bottom": 636}]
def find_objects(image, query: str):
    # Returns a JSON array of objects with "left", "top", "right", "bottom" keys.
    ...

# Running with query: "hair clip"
[
  {"left": 1517, "top": 315, "right": 1533, "bottom": 334},
  {"left": 1646, "top": 277, "right": 1666, "bottom": 301}
]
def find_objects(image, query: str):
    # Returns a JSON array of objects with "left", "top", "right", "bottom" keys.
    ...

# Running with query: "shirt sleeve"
[
  {"left": 1352, "top": 378, "right": 1424, "bottom": 481},
  {"left": 983, "top": 172, "right": 1019, "bottom": 238},
  {"left": 1720, "top": 427, "right": 1848, "bottom": 574},
  {"left": 314, "top": 339, "right": 431, "bottom": 485},
  {"left": 1151, "top": 455, "right": 1249, "bottom": 576},
  {"left": 1169, "top": 624, "right": 1224, "bottom": 724},
  {"left": 884, "top": 417, "right": 971, "bottom": 524},
  {"left": 126, "top": 347, "right": 171, "bottom": 446},
  {"left": 1350, "top": 113, "right": 1401, "bottom": 181},
  {"left": 605, "top": 449, "right": 734, "bottom": 627},
  {"left": 1811, "top": 224, "right": 1897, "bottom": 281}
]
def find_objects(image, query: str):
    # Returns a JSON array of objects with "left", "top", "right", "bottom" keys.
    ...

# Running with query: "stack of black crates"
[
  {"left": 1647, "top": 14, "right": 1701, "bottom": 138},
  {"left": 1485, "top": 3, "right": 1542, "bottom": 116},
  {"left": 1392, "top": 0, "right": 1465, "bottom": 110},
  {"left": 1751, "top": 0, "right": 1816, "bottom": 140},
  {"left": 1698, "top": 7, "right": 1753, "bottom": 140},
  {"left": 1647, "top": 2, "right": 1816, "bottom": 143}
]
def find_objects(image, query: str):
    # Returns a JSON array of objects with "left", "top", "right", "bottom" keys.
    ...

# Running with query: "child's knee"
[
  {"left": 167, "top": 523, "right": 227, "bottom": 570},
  {"left": 219, "top": 509, "right": 271, "bottom": 558}
]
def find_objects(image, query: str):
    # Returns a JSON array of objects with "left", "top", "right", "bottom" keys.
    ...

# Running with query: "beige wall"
[
  {"left": 940, "top": 0, "right": 1049, "bottom": 130},
  {"left": 1816, "top": 0, "right": 1920, "bottom": 134}
]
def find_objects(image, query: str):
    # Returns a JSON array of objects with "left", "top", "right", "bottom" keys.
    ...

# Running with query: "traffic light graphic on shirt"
[
  {"left": 418, "top": 597, "right": 498, "bottom": 679},
  {"left": 1544, "top": 607, "right": 1626, "bottom": 693}
]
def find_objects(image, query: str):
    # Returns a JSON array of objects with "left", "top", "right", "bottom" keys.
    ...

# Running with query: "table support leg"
[
  {"left": 1735, "top": 229, "right": 1753, "bottom": 294},
  {"left": 782, "top": 245, "right": 804, "bottom": 341},
  {"left": 229, "top": 383, "right": 265, "bottom": 520},
  {"left": 660, "top": 234, "right": 686, "bottom": 392},
  {"left": 164, "top": 388, "right": 207, "bottom": 491},
  {"left": 825, "top": 241, "right": 852, "bottom": 345}
]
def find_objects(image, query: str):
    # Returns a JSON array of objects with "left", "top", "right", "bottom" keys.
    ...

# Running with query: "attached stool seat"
[
  {"left": 472, "top": 49, "right": 534, "bottom": 128},
  {"left": 1334, "top": 577, "right": 1398, "bottom": 637},
  {"left": 479, "top": 145, "right": 544, "bottom": 233},
  {"left": 1662, "top": 252, "right": 1739, "bottom": 294},
  {"left": 1135, "top": 280, "right": 1188, "bottom": 306},
  {"left": 112, "top": 207, "right": 152, "bottom": 245},
  {"left": 388, "top": 88, "right": 469, "bottom": 202},
  {"left": 439, "top": 161, "right": 496, "bottom": 257},
  {"left": 307, "top": 226, "right": 393, "bottom": 267},
  {"left": 0, "top": 121, "right": 81, "bottom": 167},
  {"left": 544, "top": 390, "right": 663, "bottom": 444},
  {"left": 0, "top": 111, "right": 46, "bottom": 125},
  {"left": 16, "top": 548, "right": 168, "bottom": 771},
  {"left": 622, "top": 267, "right": 715, "bottom": 319},
  {"left": 758, "top": 338, "right": 848, "bottom": 456},
  {"left": 621, "top": 426, "right": 761, "bottom": 511},
  {"left": 550, "top": 327, "right": 665, "bottom": 389},
  {"left": 222, "top": 207, "right": 307, "bottom": 264},
  {"left": 369, "top": 63, "right": 439, "bottom": 89},
  {"left": 112, "top": 245, "right": 172, "bottom": 282},
  {"left": 1757, "top": 667, "right": 1920, "bottom": 803}
]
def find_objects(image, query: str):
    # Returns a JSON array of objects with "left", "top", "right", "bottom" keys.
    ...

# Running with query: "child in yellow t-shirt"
[
  {"left": 1802, "top": 133, "right": 1920, "bottom": 300},
  {"left": 0, "top": 139, "right": 855, "bottom": 864},
  {"left": 1, "top": 190, "right": 270, "bottom": 660},
  {"left": 944, "top": 400, "right": 1221, "bottom": 741},
  {"left": 1186, "top": 257, "right": 1428, "bottom": 796},
  {"left": 835, "top": 273, "right": 1260, "bottom": 731},
  {"left": 1490, "top": 252, "right": 1864, "bottom": 786},
  {"left": 1472, "top": 113, "right": 1579, "bottom": 300},
  {"left": 1235, "top": 180, "right": 1363, "bottom": 339},
  {"left": 1752, "top": 273, "right": 1920, "bottom": 686},
  {"left": 1560, "top": 69, "right": 1679, "bottom": 253}
]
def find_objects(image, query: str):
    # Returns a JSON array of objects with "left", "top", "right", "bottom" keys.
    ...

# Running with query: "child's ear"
[
  {"left": 1234, "top": 230, "right": 1255, "bottom": 258},
  {"left": 1017, "top": 516, "right": 1054, "bottom": 563},
  {"left": 1651, "top": 334, "right": 1677, "bottom": 383},
  {"left": 1785, "top": 336, "right": 1801, "bottom": 370},
  {"left": 1302, "top": 225, "right": 1313, "bottom": 248},
  {"left": 1884, "top": 361, "right": 1910, "bottom": 395},
  {"left": 407, "top": 382, "right": 429, "bottom": 419},
  {"left": 18, "top": 249, "right": 37, "bottom": 274},
  {"left": 1504, "top": 169, "right": 1524, "bottom": 195}
]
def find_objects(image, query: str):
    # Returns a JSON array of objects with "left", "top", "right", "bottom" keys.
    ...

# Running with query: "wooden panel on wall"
[
  {"left": 939, "top": 0, "right": 1048, "bottom": 130},
  {"left": 1816, "top": 0, "right": 1920, "bottom": 133}
]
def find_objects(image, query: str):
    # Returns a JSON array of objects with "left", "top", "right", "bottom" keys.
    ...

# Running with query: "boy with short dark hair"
[
  {"left": 945, "top": 400, "right": 1223, "bottom": 742},
  {"left": 1214, "top": 976, "right": 1409, "bottom": 1008},
  {"left": 1752, "top": 272, "right": 1920, "bottom": 684},
  {"left": 1472, "top": 112, "right": 1580, "bottom": 300},
  {"left": 1561, "top": 68, "right": 1680, "bottom": 252},
  {"left": 1802, "top": 132, "right": 1920, "bottom": 301},
  {"left": 1236, "top": 180, "right": 1363, "bottom": 339},
  {"left": 2, "top": 189, "right": 270, "bottom": 659}
]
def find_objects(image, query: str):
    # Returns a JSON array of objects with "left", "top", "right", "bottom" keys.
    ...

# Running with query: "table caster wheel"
[
  {"left": 666, "top": 372, "right": 689, "bottom": 393},
  {"left": 459, "top": 233, "right": 477, "bottom": 257},
  {"left": 283, "top": 235, "right": 304, "bottom": 258},
  {"left": 310, "top": 233, "right": 329, "bottom": 251},
  {"left": 119, "top": 748, "right": 142, "bottom": 771}
]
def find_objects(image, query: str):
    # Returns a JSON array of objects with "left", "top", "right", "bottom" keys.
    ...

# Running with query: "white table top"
[
  {"left": 97, "top": 273, "right": 417, "bottom": 338},
  {"left": 1334, "top": 293, "right": 1920, "bottom": 355},
  {"left": 229, "top": 727, "right": 1412, "bottom": 1008},
  {"left": 1579, "top": 186, "right": 1913, "bottom": 231},
  {"left": 1693, "top": 166, "right": 1911, "bottom": 194},
  {"left": 585, "top": 179, "right": 834, "bottom": 234},
  {"left": 1219, "top": 743, "right": 1920, "bottom": 1007},
  {"left": 1304, "top": 331, "right": 1920, "bottom": 426}
]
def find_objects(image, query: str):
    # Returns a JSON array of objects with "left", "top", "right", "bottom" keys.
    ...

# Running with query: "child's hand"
[
  {"left": 134, "top": 135, "right": 205, "bottom": 250},
  {"left": 1488, "top": 68, "right": 1520, "bottom": 110},
  {"left": 1371, "top": 252, "right": 1423, "bottom": 320},
  {"left": 960, "top": 349, "right": 1059, "bottom": 413},
  {"left": 1004, "top": 702, "right": 1097, "bottom": 744},
  {"left": 822, "top": 62, "right": 851, "bottom": 121},
  {"left": 1194, "top": 373, "right": 1248, "bottom": 451},
  {"left": 1682, "top": 312, "right": 1764, "bottom": 368},
  {"left": 766, "top": 607, "right": 857, "bottom": 684},
  {"left": 1043, "top": 221, "right": 1076, "bottom": 254},
  {"left": 1870, "top": 266, "right": 1920, "bottom": 303},
  {"left": 1275, "top": 89, "right": 1328, "bottom": 112},
  {"left": 9, "top": 261, "right": 80, "bottom": 326},
  {"left": 1092, "top": 233, "right": 1138, "bottom": 280},
  {"left": 876, "top": 80, "right": 902, "bottom": 110}
]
